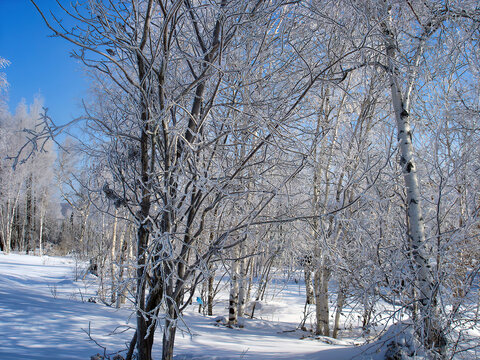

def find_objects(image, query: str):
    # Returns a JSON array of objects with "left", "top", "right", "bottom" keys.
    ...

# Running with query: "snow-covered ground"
[
  {"left": 0, "top": 253, "right": 131, "bottom": 359},
  {"left": 2, "top": 252, "right": 474, "bottom": 359}
]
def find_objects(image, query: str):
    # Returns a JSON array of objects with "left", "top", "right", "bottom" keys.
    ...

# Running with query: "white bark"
[
  {"left": 0, "top": 193, "right": 20, "bottom": 253},
  {"left": 228, "top": 246, "right": 240, "bottom": 326},
  {"left": 382, "top": 4, "right": 445, "bottom": 353},
  {"left": 38, "top": 208, "right": 44, "bottom": 257},
  {"left": 304, "top": 267, "right": 315, "bottom": 305},
  {"left": 237, "top": 244, "right": 248, "bottom": 318},
  {"left": 332, "top": 286, "right": 345, "bottom": 339},
  {"left": 110, "top": 209, "right": 118, "bottom": 304},
  {"left": 314, "top": 264, "right": 330, "bottom": 336}
]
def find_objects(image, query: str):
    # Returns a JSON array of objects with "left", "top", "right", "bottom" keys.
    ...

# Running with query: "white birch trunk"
[
  {"left": 110, "top": 209, "right": 118, "bottom": 304},
  {"left": 304, "top": 267, "right": 315, "bottom": 305},
  {"left": 38, "top": 208, "right": 44, "bottom": 257},
  {"left": 0, "top": 194, "right": 20, "bottom": 253},
  {"left": 314, "top": 262, "right": 330, "bottom": 336},
  {"left": 228, "top": 246, "right": 240, "bottom": 326},
  {"left": 311, "top": 92, "right": 336, "bottom": 337},
  {"left": 332, "top": 286, "right": 345, "bottom": 339},
  {"left": 246, "top": 257, "right": 254, "bottom": 308},
  {"left": 117, "top": 222, "right": 132, "bottom": 308},
  {"left": 237, "top": 243, "right": 248, "bottom": 318},
  {"left": 382, "top": 5, "right": 445, "bottom": 353}
]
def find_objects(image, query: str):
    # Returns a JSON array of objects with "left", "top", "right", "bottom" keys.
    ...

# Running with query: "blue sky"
[{"left": 0, "top": 0, "right": 88, "bottom": 125}]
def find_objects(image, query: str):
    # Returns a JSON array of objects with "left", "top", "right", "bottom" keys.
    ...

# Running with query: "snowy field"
[{"left": 2, "top": 252, "right": 475, "bottom": 360}]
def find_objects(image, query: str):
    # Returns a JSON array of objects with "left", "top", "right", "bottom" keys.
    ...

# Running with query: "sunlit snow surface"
[{"left": 6, "top": 252, "right": 476, "bottom": 359}]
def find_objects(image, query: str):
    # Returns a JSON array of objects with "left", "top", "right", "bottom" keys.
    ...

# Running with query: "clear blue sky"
[{"left": 0, "top": 0, "right": 88, "bottom": 125}]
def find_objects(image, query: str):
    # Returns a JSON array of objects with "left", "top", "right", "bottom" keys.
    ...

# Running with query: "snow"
[
  {"left": 0, "top": 253, "right": 131, "bottom": 360},
  {"left": 4, "top": 252, "right": 474, "bottom": 360}
]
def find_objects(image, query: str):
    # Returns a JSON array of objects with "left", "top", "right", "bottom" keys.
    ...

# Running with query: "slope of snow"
[
  {"left": 0, "top": 252, "right": 414, "bottom": 359},
  {"left": 0, "top": 253, "right": 132, "bottom": 360}
]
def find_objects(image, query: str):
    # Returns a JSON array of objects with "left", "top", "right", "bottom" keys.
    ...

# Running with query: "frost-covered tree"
[
  {"left": 346, "top": 0, "right": 480, "bottom": 356},
  {"left": 30, "top": 1, "right": 346, "bottom": 359},
  {"left": 0, "top": 96, "right": 57, "bottom": 254}
]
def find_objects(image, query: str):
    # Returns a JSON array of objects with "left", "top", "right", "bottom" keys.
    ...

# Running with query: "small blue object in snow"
[{"left": 196, "top": 297, "right": 203, "bottom": 305}]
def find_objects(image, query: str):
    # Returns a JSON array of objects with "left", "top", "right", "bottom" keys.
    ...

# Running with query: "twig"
[{"left": 82, "top": 321, "right": 107, "bottom": 359}]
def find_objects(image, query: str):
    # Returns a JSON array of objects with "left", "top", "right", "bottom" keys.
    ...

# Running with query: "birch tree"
[{"left": 355, "top": 0, "right": 480, "bottom": 355}]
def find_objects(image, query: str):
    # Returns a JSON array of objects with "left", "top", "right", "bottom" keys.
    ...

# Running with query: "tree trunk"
[
  {"left": 162, "top": 306, "right": 177, "bottom": 360},
  {"left": 207, "top": 268, "right": 215, "bottom": 316},
  {"left": 38, "top": 207, "right": 44, "bottom": 257},
  {"left": 246, "top": 257, "right": 254, "bottom": 308},
  {"left": 333, "top": 286, "right": 345, "bottom": 339},
  {"left": 116, "top": 222, "right": 130, "bottom": 307},
  {"left": 314, "top": 265, "right": 330, "bottom": 336},
  {"left": 304, "top": 267, "right": 315, "bottom": 305},
  {"left": 25, "top": 174, "right": 33, "bottom": 253},
  {"left": 237, "top": 243, "right": 248, "bottom": 318},
  {"left": 0, "top": 193, "right": 20, "bottom": 253},
  {"left": 382, "top": 7, "right": 446, "bottom": 355},
  {"left": 136, "top": 37, "right": 154, "bottom": 356},
  {"left": 136, "top": 227, "right": 151, "bottom": 360},
  {"left": 110, "top": 209, "right": 118, "bottom": 304},
  {"left": 228, "top": 246, "right": 240, "bottom": 325},
  {"left": 79, "top": 207, "right": 90, "bottom": 258}
]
